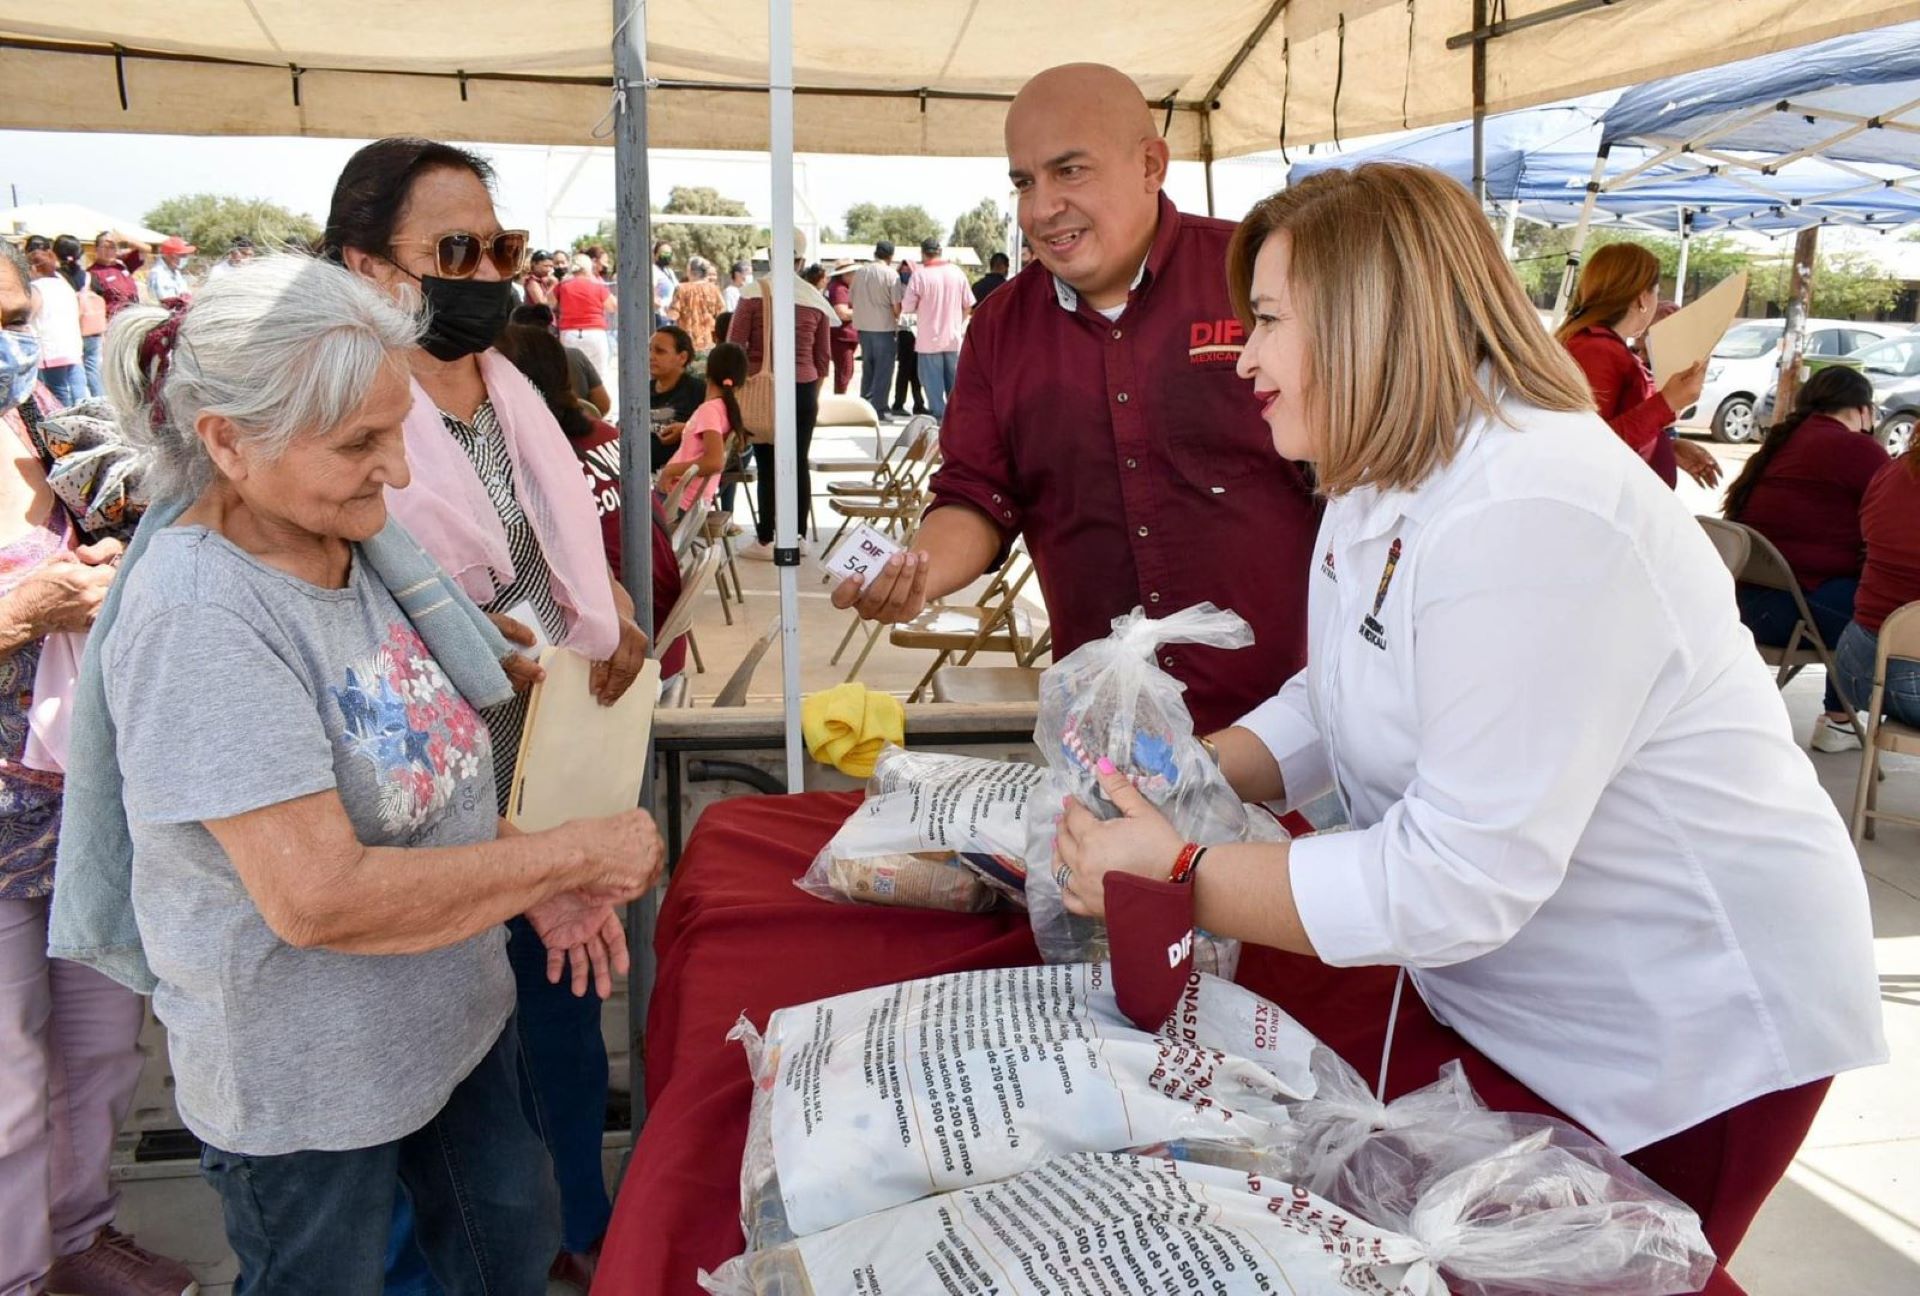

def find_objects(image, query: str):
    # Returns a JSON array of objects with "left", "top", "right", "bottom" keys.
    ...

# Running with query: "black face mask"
[
  {"left": 415, "top": 274, "right": 516, "bottom": 361},
  {"left": 655, "top": 254, "right": 673, "bottom": 268}
]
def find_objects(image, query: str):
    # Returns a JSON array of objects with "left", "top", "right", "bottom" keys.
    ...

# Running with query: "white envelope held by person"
[
  {"left": 1646, "top": 270, "right": 1749, "bottom": 386},
  {"left": 508, "top": 648, "right": 661, "bottom": 831}
]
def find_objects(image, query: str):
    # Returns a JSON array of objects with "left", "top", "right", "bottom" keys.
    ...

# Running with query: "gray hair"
[
  {"left": 104, "top": 253, "right": 422, "bottom": 501},
  {"left": 0, "top": 239, "right": 27, "bottom": 294},
  {"left": 688, "top": 256, "right": 711, "bottom": 279}
]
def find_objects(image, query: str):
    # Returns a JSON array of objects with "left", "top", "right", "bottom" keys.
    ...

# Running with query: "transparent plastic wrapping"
[
  {"left": 701, "top": 1151, "right": 1445, "bottom": 1296},
  {"left": 796, "top": 747, "right": 1043, "bottom": 911},
  {"left": 1175, "top": 1057, "right": 1717, "bottom": 1296},
  {"left": 728, "top": 964, "right": 1323, "bottom": 1245},
  {"left": 1026, "top": 604, "right": 1286, "bottom": 974}
]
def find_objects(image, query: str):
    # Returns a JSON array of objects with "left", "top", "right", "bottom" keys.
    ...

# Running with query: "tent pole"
[
  {"left": 1673, "top": 207, "right": 1692, "bottom": 307},
  {"left": 1553, "top": 143, "right": 1609, "bottom": 324},
  {"left": 1773, "top": 226, "right": 1819, "bottom": 420},
  {"left": 611, "top": 0, "right": 658, "bottom": 1137},
  {"left": 1471, "top": 0, "right": 1488, "bottom": 205},
  {"left": 1201, "top": 108, "right": 1217, "bottom": 218},
  {"left": 770, "top": 0, "right": 805, "bottom": 793},
  {"left": 1501, "top": 201, "right": 1519, "bottom": 257}
]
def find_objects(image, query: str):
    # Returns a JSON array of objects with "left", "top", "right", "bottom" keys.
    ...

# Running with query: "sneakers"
[
  {"left": 738, "top": 539, "right": 775, "bottom": 561},
  {"left": 1812, "top": 715, "right": 1863, "bottom": 753},
  {"left": 46, "top": 1227, "right": 198, "bottom": 1296}
]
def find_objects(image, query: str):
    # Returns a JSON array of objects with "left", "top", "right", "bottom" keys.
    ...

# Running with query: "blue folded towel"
[{"left": 47, "top": 501, "right": 515, "bottom": 992}]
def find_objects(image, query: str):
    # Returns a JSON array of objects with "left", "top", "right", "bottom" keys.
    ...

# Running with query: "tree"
[
  {"left": 142, "top": 194, "right": 322, "bottom": 257},
  {"left": 1750, "top": 250, "right": 1902, "bottom": 319},
  {"left": 949, "top": 197, "right": 1008, "bottom": 269},
  {"left": 839, "top": 202, "right": 943, "bottom": 251},
  {"left": 1507, "top": 224, "right": 1747, "bottom": 305},
  {"left": 654, "top": 187, "right": 766, "bottom": 273}
]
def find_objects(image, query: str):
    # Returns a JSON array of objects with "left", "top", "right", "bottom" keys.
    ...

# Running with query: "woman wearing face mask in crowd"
[{"left": 323, "top": 136, "right": 649, "bottom": 1294}]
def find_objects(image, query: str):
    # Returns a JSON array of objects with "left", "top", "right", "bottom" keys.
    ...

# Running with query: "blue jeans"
[
  {"left": 80, "top": 335, "right": 103, "bottom": 399},
  {"left": 918, "top": 349, "right": 960, "bottom": 419},
  {"left": 1836, "top": 620, "right": 1920, "bottom": 728},
  {"left": 40, "top": 364, "right": 84, "bottom": 409},
  {"left": 858, "top": 329, "right": 896, "bottom": 418},
  {"left": 388, "top": 919, "right": 611, "bottom": 1292},
  {"left": 203, "top": 1019, "right": 559, "bottom": 1296},
  {"left": 1738, "top": 577, "right": 1858, "bottom": 713}
]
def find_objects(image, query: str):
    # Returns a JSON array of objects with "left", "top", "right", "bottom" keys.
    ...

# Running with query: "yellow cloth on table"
[{"left": 802, "top": 683, "right": 906, "bottom": 778}]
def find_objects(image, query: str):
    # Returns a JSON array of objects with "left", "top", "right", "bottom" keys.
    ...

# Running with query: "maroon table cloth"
[{"left": 593, "top": 792, "right": 1745, "bottom": 1296}]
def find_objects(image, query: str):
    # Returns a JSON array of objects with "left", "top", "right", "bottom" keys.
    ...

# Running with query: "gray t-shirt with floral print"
[{"left": 105, "top": 526, "right": 513, "bottom": 1156}]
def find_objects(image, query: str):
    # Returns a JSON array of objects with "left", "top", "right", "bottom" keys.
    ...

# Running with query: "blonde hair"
[
  {"left": 1556, "top": 242, "right": 1660, "bottom": 343},
  {"left": 1228, "top": 163, "right": 1594, "bottom": 496}
]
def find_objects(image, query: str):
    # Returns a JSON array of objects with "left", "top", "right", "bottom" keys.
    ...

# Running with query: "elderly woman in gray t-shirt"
[{"left": 97, "top": 255, "right": 663, "bottom": 1294}]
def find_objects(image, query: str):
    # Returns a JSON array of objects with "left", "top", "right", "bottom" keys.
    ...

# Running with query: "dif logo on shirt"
[{"left": 1188, "top": 318, "right": 1246, "bottom": 366}]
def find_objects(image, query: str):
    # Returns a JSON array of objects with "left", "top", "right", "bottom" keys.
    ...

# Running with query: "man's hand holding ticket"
[{"left": 826, "top": 524, "right": 932, "bottom": 624}]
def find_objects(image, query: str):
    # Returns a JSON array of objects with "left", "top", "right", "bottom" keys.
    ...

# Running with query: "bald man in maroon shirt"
[{"left": 831, "top": 63, "right": 1319, "bottom": 731}]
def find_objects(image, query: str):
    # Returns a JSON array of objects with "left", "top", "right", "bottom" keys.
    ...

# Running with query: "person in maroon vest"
[{"left": 830, "top": 62, "right": 1320, "bottom": 733}]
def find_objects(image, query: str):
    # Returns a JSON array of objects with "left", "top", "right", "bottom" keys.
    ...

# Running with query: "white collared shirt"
[{"left": 1238, "top": 393, "right": 1886, "bottom": 1152}]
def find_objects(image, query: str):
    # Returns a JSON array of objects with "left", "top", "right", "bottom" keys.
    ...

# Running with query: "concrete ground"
[{"left": 105, "top": 435, "right": 1920, "bottom": 1293}]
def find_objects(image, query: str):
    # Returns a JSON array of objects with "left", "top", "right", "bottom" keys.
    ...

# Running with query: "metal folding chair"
[
  {"left": 1850, "top": 601, "right": 1920, "bottom": 843},
  {"left": 1705, "top": 517, "right": 1867, "bottom": 741}
]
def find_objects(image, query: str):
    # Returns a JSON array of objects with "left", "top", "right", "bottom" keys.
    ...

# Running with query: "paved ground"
[{"left": 108, "top": 436, "right": 1920, "bottom": 1293}]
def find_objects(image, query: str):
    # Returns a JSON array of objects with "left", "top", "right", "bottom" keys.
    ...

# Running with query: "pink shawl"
[{"left": 387, "top": 349, "right": 619, "bottom": 659}]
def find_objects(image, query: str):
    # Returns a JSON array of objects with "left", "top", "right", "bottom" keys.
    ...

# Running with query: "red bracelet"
[{"left": 1169, "top": 842, "right": 1207, "bottom": 885}]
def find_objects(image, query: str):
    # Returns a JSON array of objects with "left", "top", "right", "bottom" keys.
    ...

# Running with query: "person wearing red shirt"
[
  {"left": 824, "top": 261, "right": 859, "bottom": 394},
  {"left": 1836, "top": 450, "right": 1920, "bottom": 731},
  {"left": 85, "top": 231, "right": 147, "bottom": 320},
  {"left": 1723, "top": 366, "right": 1888, "bottom": 748},
  {"left": 828, "top": 63, "right": 1320, "bottom": 732},
  {"left": 1557, "top": 243, "right": 1716, "bottom": 492},
  {"left": 552, "top": 254, "right": 615, "bottom": 393},
  {"left": 728, "top": 260, "right": 833, "bottom": 561}
]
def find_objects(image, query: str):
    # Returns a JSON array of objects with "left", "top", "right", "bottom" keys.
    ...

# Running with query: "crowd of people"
[{"left": 0, "top": 53, "right": 1915, "bottom": 1296}]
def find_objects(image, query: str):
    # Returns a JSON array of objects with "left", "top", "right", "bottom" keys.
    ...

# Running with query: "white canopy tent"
[
  {"left": 0, "top": 203, "right": 168, "bottom": 245},
  {"left": 12, "top": 0, "right": 1920, "bottom": 1123}
]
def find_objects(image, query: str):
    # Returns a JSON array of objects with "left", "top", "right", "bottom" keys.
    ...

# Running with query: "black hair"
[
  {"left": 654, "top": 325, "right": 694, "bottom": 361},
  {"left": 51, "top": 235, "right": 85, "bottom": 290},
  {"left": 874, "top": 240, "right": 895, "bottom": 260},
  {"left": 704, "top": 341, "right": 750, "bottom": 437},
  {"left": 510, "top": 303, "right": 556, "bottom": 330},
  {"left": 990, "top": 252, "right": 1010, "bottom": 270},
  {"left": 24, "top": 235, "right": 50, "bottom": 253},
  {"left": 1725, "top": 365, "right": 1879, "bottom": 521},
  {"left": 320, "top": 136, "right": 497, "bottom": 264},
  {"left": 713, "top": 310, "right": 733, "bottom": 346},
  {"left": 801, "top": 263, "right": 826, "bottom": 288},
  {"left": 495, "top": 323, "right": 594, "bottom": 442}
]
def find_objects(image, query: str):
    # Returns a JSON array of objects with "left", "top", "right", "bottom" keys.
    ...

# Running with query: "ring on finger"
[{"left": 1054, "top": 861, "right": 1071, "bottom": 889}]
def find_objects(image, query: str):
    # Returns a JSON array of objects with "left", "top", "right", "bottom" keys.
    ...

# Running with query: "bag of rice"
[{"left": 731, "top": 962, "right": 1324, "bottom": 1247}]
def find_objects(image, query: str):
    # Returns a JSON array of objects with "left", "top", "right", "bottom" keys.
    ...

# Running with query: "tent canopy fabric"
[
  {"left": 1604, "top": 19, "right": 1920, "bottom": 167},
  {"left": 5, "top": 1, "right": 1920, "bottom": 160},
  {"left": 1288, "top": 102, "right": 1920, "bottom": 233}
]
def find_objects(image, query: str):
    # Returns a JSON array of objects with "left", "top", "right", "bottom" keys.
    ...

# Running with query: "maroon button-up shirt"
[
  {"left": 88, "top": 251, "right": 144, "bottom": 319},
  {"left": 929, "top": 193, "right": 1321, "bottom": 732}
]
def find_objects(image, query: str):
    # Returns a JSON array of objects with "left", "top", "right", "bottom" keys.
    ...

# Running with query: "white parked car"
[{"left": 1681, "top": 318, "right": 1907, "bottom": 443}]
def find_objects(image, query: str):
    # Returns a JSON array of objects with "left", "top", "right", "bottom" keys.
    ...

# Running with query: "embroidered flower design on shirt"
[{"left": 332, "top": 624, "right": 488, "bottom": 831}]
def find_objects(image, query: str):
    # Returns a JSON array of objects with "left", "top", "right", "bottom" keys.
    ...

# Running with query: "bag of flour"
[
  {"left": 798, "top": 748, "right": 1044, "bottom": 912},
  {"left": 731, "top": 963, "right": 1324, "bottom": 1247},
  {"left": 703, "top": 1151, "right": 1447, "bottom": 1296}
]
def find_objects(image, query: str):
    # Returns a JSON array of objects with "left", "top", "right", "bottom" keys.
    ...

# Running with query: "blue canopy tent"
[
  {"left": 1289, "top": 98, "right": 1920, "bottom": 303},
  {"left": 1553, "top": 21, "right": 1920, "bottom": 314}
]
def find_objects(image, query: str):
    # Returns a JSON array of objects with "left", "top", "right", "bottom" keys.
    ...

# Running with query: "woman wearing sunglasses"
[{"left": 324, "top": 137, "right": 650, "bottom": 1292}]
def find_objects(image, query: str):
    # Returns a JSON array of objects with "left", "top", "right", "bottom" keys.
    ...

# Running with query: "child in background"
[{"left": 658, "top": 341, "right": 747, "bottom": 513}]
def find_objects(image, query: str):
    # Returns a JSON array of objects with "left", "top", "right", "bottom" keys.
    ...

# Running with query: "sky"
[{"left": 0, "top": 130, "right": 1295, "bottom": 252}]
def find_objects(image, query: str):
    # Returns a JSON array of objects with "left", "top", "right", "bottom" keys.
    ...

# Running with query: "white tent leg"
[
  {"left": 1553, "top": 144, "right": 1610, "bottom": 325},
  {"left": 770, "top": 0, "right": 804, "bottom": 791},
  {"left": 1673, "top": 207, "right": 1692, "bottom": 307},
  {"left": 1501, "top": 201, "right": 1519, "bottom": 257}
]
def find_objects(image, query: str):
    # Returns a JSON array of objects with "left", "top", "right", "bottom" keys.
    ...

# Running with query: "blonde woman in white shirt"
[{"left": 1053, "top": 161, "right": 1885, "bottom": 1265}]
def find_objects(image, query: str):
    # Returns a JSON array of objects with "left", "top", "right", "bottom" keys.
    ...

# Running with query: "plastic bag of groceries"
[
  {"left": 795, "top": 747, "right": 1043, "bottom": 912},
  {"left": 702, "top": 1150, "right": 1449, "bottom": 1296},
  {"left": 1025, "top": 604, "right": 1287, "bottom": 977},
  {"left": 1171, "top": 1054, "right": 1716, "bottom": 1296},
  {"left": 728, "top": 963, "right": 1326, "bottom": 1249}
]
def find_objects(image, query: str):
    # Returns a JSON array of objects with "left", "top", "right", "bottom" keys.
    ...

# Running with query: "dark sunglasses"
[{"left": 391, "top": 229, "right": 530, "bottom": 280}]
